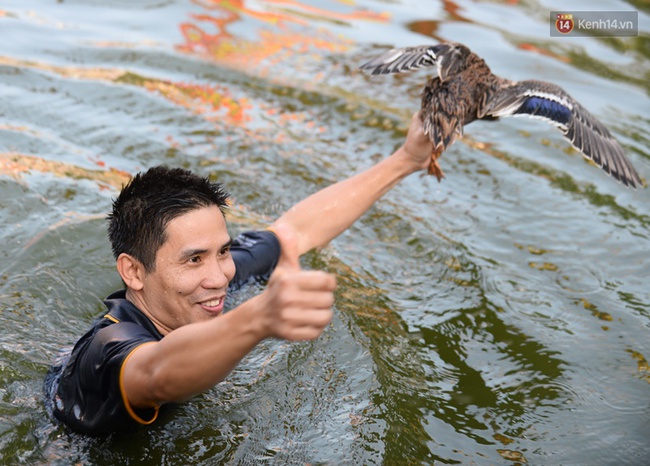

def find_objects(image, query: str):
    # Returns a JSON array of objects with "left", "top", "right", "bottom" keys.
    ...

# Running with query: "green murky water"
[{"left": 1, "top": 0, "right": 649, "bottom": 464}]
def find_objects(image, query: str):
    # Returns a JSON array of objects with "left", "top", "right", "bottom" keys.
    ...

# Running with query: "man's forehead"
[{"left": 162, "top": 206, "right": 229, "bottom": 246}]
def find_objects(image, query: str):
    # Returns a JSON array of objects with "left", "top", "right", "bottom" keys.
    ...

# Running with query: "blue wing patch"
[{"left": 515, "top": 96, "right": 572, "bottom": 126}]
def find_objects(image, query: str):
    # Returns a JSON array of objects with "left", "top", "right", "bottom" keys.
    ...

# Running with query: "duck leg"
[{"left": 427, "top": 150, "right": 445, "bottom": 181}]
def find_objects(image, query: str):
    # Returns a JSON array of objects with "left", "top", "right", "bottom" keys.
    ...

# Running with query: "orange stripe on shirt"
[{"left": 119, "top": 341, "right": 160, "bottom": 425}]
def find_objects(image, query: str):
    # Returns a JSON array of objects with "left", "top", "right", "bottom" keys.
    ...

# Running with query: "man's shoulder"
[
  {"left": 229, "top": 230, "right": 281, "bottom": 291},
  {"left": 57, "top": 290, "right": 161, "bottom": 370},
  {"left": 231, "top": 229, "right": 279, "bottom": 251},
  {"left": 44, "top": 291, "right": 162, "bottom": 435}
]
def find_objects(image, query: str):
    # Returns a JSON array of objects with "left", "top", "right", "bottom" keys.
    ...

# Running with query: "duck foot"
[{"left": 427, "top": 152, "right": 445, "bottom": 182}]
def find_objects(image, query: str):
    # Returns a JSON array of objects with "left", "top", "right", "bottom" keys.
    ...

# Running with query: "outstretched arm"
[
  {"left": 271, "top": 112, "right": 433, "bottom": 255},
  {"left": 121, "top": 114, "right": 432, "bottom": 410}
]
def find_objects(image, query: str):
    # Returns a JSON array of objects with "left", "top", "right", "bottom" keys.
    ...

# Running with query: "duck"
[{"left": 359, "top": 43, "right": 643, "bottom": 188}]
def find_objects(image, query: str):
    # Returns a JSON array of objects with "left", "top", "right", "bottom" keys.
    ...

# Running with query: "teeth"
[{"left": 203, "top": 298, "right": 221, "bottom": 307}]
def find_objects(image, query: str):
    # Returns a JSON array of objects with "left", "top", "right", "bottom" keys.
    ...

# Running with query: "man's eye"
[
  {"left": 218, "top": 246, "right": 231, "bottom": 257},
  {"left": 189, "top": 256, "right": 201, "bottom": 263}
]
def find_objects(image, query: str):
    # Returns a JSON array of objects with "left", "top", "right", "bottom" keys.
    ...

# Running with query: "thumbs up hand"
[{"left": 256, "top": 224, "right": 336, "bottom": 341}]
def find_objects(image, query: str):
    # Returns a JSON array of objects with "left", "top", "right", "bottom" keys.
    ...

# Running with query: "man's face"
[{"left": 136, "top": 205, "right": 236, "bottom": 334}]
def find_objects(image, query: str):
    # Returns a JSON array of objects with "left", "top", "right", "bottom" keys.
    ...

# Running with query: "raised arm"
[
  {"left": 120, "top": 113, "right": 432, "bottom": 411},
  {"left": 271, "top": 112, "right": 433, "bottom": 255}
]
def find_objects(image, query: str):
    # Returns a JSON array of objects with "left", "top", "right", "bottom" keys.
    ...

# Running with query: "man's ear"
[{"left": 116, "top": 253, "right": 146, "bottom": 291}]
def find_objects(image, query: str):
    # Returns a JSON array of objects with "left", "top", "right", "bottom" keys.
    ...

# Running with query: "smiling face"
[{"left": 127, "top": 205, "right": 236, "bottom": 335}]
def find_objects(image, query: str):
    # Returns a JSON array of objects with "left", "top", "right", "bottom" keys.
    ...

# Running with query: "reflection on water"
[{"left": 1, "top": 0, "right": 649, "bottom": 464}]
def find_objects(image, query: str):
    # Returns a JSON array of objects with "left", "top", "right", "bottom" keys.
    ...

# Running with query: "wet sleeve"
[
  {"left": 51, "top": 322, "right": 159, "bottom": 435},
  {"left": 228, "top": 229, "right": 281, "bottom": 291}
]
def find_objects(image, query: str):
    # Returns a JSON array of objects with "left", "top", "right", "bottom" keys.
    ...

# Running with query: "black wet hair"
[{"left": 107, "top": 166, "right": 230, "bottom": 271}]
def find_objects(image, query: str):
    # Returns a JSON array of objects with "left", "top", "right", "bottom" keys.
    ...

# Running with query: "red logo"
[{"left": 555, "top": 13, "right": 574, "bottom": 34}]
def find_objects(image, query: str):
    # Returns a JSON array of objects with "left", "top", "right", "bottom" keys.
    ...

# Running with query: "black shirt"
[{"left": 44, "top": 229, "right": 280, "bottom": 436}]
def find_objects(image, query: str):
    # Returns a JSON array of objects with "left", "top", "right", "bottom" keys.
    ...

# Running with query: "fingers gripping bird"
[{"left": 359, "top": 43, "right": 643, "bottom": 188}]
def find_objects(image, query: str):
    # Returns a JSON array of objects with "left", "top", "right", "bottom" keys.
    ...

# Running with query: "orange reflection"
[
  {"left": 2, "top": 1, "right": 395, "bottom": 172},
  {"left": 0, "top": 152, "right": 131, "bottom": 190},
  {"left": 192, "top": 0, "right": 388, "bottom": 26},
  {"left": 0, "top": 55, "right": 301, "bottom": 139},
  {"left": 442, "top": 0, "right": 467, "bottom": 22},
  {"left": 178, "top": 0, "right": 388, "bottom": 70},
  {"left": 518, "top": 43, "right": 570, "bottom": 63},
  {"left": 626, "top": 349, "right": 650, "bottom": 384},
  {"left": 144, "top": 80, "right": 251, "bottom": 124},
  {"left": 172, "top": 1, "right": 391, "bottom": 130}
]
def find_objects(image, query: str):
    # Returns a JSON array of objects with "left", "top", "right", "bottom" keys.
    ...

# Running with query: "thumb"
[{"left": 272, "top": 224, "right": 301, "bottom": 270}]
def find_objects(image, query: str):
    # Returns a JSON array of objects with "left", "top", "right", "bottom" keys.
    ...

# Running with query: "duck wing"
[
  {"left": 481, "top": 80, "right": 642, "bottom": 188},
  {"left": 359, "top": 44, "right": 467, "bottom": 82}
]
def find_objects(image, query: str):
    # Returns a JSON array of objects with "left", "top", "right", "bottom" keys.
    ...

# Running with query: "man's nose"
[{"left": 201, "top": 258, "right": 231, "bottom": 289}]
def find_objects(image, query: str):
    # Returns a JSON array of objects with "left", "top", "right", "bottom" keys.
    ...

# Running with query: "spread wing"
[
  {"left": 358, "top": 44, "right": 467, "bottom": 82},
  {"left": 481, "top": 80, "right": 642, "bottom": 188}
]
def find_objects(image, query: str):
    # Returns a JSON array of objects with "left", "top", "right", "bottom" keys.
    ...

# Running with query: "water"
[{"left": 1, "top": 0, "right": 649, "bottom": 464}]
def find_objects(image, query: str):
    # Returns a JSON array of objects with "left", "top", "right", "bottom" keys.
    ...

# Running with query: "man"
[{"left": 44, "top": 112, "right": 434, "bottom": 435}]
